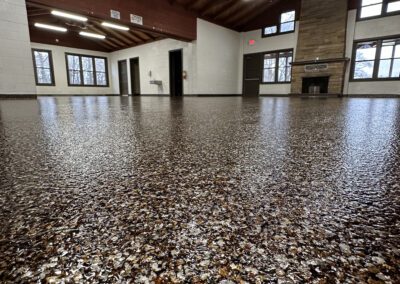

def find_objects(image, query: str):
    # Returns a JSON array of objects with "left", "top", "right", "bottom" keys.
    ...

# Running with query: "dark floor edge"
[
  {"left": 0, "top": 94, "right": 37, "bottom": 99},
  {"left": 37, "top": 94, "right": 120, "bottom": 97}
]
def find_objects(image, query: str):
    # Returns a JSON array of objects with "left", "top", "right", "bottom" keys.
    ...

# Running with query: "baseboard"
[
  {"left": 195, "top": 94, "right": 242, "bottom": 97},
  {"left": 0, "top": 94, "right": 37, "bottom": 99},
  {"left": 345, "top": 94, "right": 400, "bottom": 98},
  {"left": 259, "top": 94, "right": 290, "bottom": 97},
  {"left": 37, "top": 94, "right": 119, "bottom": 97}
]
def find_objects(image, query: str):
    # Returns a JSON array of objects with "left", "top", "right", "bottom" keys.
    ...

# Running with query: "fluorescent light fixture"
[
  {"left": 51, "top": 10, "right": 88, "bottom": 22},
  {"left": 79, "top": 31, "right": 106, "bottom": 39},
  {"left": 101, "top": 22, "right": 129, "bottom": 31},
  {"left": 34, "top": 23, "right": 67, "bottom": 32}
]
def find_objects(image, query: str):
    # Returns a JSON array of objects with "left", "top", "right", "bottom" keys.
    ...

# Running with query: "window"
[
  {"left": 263, "top": 50, "right": 293, "bottom": 83},
  {"left": 66, "top": 53, "right": 109, "bottom": 87},
  {"left": 351, "top": 37, "right": 400, "bottom": 80},
  {"left": 32, "top": 49, "right": 55, "bottom": 86},
  {"left": 262, "top": 10, "right": 296, "bottom": 37},
  {"left": 359, "top": 0, "right": 400, "bottom": 19},
  {"left": 280, "top": 11, "right": 296, "bottom": 33}
]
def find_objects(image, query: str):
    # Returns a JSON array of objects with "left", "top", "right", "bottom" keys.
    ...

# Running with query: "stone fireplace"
[
  {"left": 302, "top": 76, "right": 330, "bottom": 94},
  {"left": 291, "top": 0, "right": 349, "bottom": 95}
]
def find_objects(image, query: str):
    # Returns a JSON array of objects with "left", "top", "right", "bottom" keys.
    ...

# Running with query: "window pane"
[
  {"left": 356, "top": 42, "right": 377, "bottom": 61},
  {"left": 83, "top": 71, "right": 94, "bottom": 85},
  {"left": 354, "top": 61, "right": 375, "bottom": 79},
  {"left": 67, "top": 55, "right": 80, "bottom": 71},
  {"left": 82, "top": 57, "right": 94, "bottom": 71},
  {"left": 286, "top": 68, "right": 292, "bottom": 81},
  {"left": 95, "top": 58, "right": 106, "bottom": 72},
  {"left": 37, "top": 68, "right": 51, "bottom": 84},
  {"left": 69, "top": 71, "right": 81, "bottom": 85},
  {"left": 281, "top": 11, "right": 295, "bottom": 23},
  {"left": 278, "top": 68, "right": 287, "bottom": 82},
  {"left": 395, "top": 45, "right": 400, "bottom": 57},
  {"left": 392, "top": 59, "right": 400, "bottom": 77},
  {"left": 381, "top": 45, "right": 394, "bottom": 59},
  {"left": 34, "top": 51, "right": 50, "bottom": 68},
  {"left": 264, "top": 26, "right": 277, "bottom": 35},
  {"left": 264, "top": 68, "right": 275, "bottom": 82},
  {"left": 378, "top": 59, "right": 392, "bottom": 78},
  {"left": 280, "top": 21, "right": 295, "bottom": 32},
  {"left": 362, "top": 0, "right": 382, "bottom": 6},
  {"left": 96, "top": 72, "right": 107, "bottom": 85},
  {"left": 387, "top": 1, "right": 400, "bottom": 12},
  {"left": 278, "top": 57, "right": 287, "bottom": 68},
  {"left": 360, "top": 4, "right": 383, "bottom": 18}
]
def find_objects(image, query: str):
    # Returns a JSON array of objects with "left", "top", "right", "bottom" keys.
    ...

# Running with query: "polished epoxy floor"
[{"left": 0, "top": 96, "right": 399, "bottom": 283}]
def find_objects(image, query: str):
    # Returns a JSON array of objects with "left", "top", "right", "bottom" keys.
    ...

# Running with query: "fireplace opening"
[{"left": 302, "top": 76, "right": 330, "bottom": 94}]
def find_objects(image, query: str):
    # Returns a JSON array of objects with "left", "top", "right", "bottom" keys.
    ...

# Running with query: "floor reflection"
[{"left": 0, "top": 96, "right": 399, "bottom": 283}]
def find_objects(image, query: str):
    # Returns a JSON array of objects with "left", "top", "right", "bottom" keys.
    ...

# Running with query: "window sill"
[
  {"left": 262, "top": 30, "right": 295, "bottom": 38},
  {"left": 261, "top": 82, "right": 292, "bottom": 85},
  {"left": 349, "top": 78, "right": 400, "bottom": 82},
  {"left": 68, "top": 84, "right": 110, "bottom": 88},
  {"left": 357, "top": 11, "right": 400, "bottom": 22}
]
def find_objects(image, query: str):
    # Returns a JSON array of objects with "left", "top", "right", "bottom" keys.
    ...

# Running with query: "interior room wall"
[
  {"left": 239, "top": 22, "right": 299, "bottom": 95},
  {"left": 31, "top": 43, "right": 113, "bottom": 95},
  {"left": 344, "top": 11, "right": 400, "bottom": 95},
  {"left": 110, "top": 19, "right": 241, "bottom": 96},
  {"left": 0, "top": 0, "right": 36, "bottom": 95},
  {"left": 194, "top": 19, "right": 241, "bottom": 95},
  {"left": 110, "top": 39, "right": 194, "bottom": 95}
]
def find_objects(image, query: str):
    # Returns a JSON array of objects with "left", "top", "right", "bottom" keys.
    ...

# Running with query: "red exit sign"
[{"left": 249, "top": 39, "right": 256, "bottom": 46}]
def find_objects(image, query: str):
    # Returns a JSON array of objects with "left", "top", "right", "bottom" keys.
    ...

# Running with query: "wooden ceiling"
[
  {"left": 26, "top": 2, "right": 167, "bottom": 53},
  {"left": 171, "top": 0, "right": 284, "bottom": 31},
  {"left": 26, "top": 0, "right": 302, "bottom": 52}
]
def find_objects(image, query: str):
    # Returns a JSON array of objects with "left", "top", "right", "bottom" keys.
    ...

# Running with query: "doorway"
[
  {"left": 130, "top": 57, "right": 141, "bottom": 96},
  {"left": 118, "top": 60, "right": 129, "bottom": 95},
  {"left": 243, "top": 53, "right": 262, "bottom": 97},
  {"left": 169, "top": 49, "right": 183, "bottom": 96}
]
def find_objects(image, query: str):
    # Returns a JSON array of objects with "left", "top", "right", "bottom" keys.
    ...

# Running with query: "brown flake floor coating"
[{"left": 0, "top": 96, "right": 399, "bottom": 284}]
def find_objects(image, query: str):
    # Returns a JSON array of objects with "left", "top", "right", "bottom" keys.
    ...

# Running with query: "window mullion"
[
  {"left": 275, "top": 53, "right": 279, "bottom": 83},
  {"left": 79, "top": 56, "right": 84, "bottom": 86},
  {"left": 373, "top": 41, "right": 382, "bottom": 79},
  {"left": 93, "top": 57, "right": 97, "bottom": 86}
]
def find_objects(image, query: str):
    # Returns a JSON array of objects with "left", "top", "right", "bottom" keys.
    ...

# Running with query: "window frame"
[
  {"left": 357, "top": 0, "right": 400, "bottom": 21},
  {"left": 350, "top": 34, "right": 400, "bottom": 82},
  {"left": 32, "top": 49, "right": 55, "bottom": 86},
  {"left": 65, "top": 53, "right": 109, "bottom": 87},
  {"left": 261, "top": 49, "right": 294, "bottom": 84},
  {"left": 262, "top": 10, "right": 296, "bottom": 38}
]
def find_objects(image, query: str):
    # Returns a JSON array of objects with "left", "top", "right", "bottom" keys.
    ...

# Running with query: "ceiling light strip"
[
  {"left": 101, "top": 22, "right": 130, "bottom": 31},
  {"left": 34, "top": 23, "right": 67, "bottom": 32},
  {"left": 51, "top": 10, "right": 88, "bottom": 22},
  {"left": 79, "top": 31, "right": 106, "bottom": 39}
]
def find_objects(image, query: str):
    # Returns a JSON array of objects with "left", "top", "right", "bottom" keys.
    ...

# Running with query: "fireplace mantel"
[{"left": 291, "top": 58, "right": 350, "bottom": 66}]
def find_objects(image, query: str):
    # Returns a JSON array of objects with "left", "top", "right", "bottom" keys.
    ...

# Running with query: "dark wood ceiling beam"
[
  {"left": 224, "top": 2, "right": 270, "bottom": 26},
  {"left": 89, "top": 26, "right": 127, "bottom": 48},
  {"left": 26, "top": 0, "right": 196, "bottom": 41},
  {"left": 200, "top": 0, "right": 233, "bottom": 17}
]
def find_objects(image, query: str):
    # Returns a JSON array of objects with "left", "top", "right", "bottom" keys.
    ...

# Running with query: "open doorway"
[
  {"left": 169, "top": 49, "right": 183, "bottom": 96},
  {"left": 130, "top": 57, "right": 141, "bottom": 96},
  {"left": 118, "top": 60, "right": 129, "bottom": 95}
]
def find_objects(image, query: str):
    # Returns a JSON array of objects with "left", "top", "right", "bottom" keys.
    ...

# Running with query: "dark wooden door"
[
  {"left": 169, "top": 49, "right": 183, "bottom": 96},
  {"left": 243, "top": 53, "right": 262, "bottom": 97},
  {"left": 118, "top": 60, "right": 129, "bottom": 95},
  {"left": 130, "top": 57, "right": 141, "bottom": 95}
]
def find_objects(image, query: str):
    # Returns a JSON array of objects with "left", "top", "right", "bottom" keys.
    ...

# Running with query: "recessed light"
[
  {"left": 51, "top": 10, "right": 88, "bottom": 22},
  {"left": 34, "top": 23, "right": 67, "bottom": 32},
  {"left": 79, "top": 31, "right": 106, "bottom": 39},
  {"left": 101, "top": 22, "right": 129, "bottom": 31}
]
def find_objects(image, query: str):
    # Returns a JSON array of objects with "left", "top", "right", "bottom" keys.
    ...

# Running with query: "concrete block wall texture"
[{"left": 0, "top": 0, "right": 36, "bottom": 95}]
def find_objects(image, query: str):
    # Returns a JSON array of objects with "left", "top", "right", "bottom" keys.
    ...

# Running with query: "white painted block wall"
[
  {"left": 31, "top": 43, "right": 113, "bottom": 95},
  {"left": 345, "top": 11, "right": 400, "bottom": 95},
  {"left": 0, "top": 0, "right": 36, "bottom": 95},
  {"left": 110, "top": 39, "right": 194, "bottom": 95}
]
